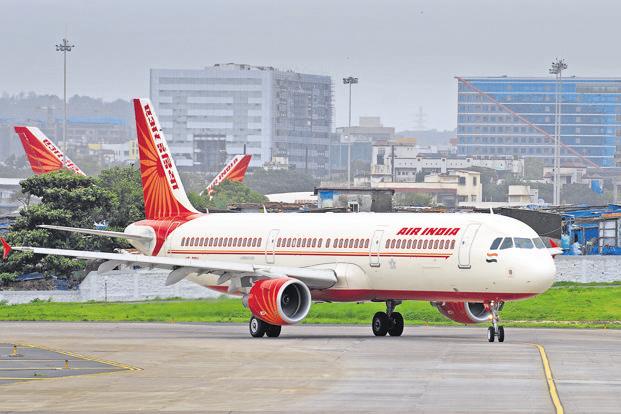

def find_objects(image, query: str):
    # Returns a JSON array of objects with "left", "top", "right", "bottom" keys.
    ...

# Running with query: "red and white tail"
[
  {"left": 204, "top": 154, "right": 252, "bottom": 196},
  {"left": 13, "top": 126, "right": 85, "bottom": 176},
  {"left": 133, "top": 98, "right": 199, "bottom": 220}
]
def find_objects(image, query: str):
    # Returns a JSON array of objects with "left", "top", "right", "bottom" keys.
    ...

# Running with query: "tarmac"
[{"left": 0, "top": 321, "right": 619, "bottom": 413}]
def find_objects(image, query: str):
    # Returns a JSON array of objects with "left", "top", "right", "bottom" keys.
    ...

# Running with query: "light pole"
[
  {"left": 549, "top": 58, "right": 567, "bottom": 206},
  {"left": 56, "top": 38, "right": 75, "bottom": 160},
  {"left": 343, "top": 76, "right": 358, "bottom": 187}
]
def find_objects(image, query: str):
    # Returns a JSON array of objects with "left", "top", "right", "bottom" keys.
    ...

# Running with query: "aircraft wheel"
[
  {"left": 388, "top": 312, "right": 404, "bottom": 337},
  {"left": 249, "top": 316, "right": 267, "bottom": 338},
  {"left": 497, "top": 326, "right": 505, "bottom": 343},
  {"left": 372, "top": 312, "right": 390, "bottom": 336},
  {"left": 487, "top": 326, "right": 495, "bottom": 342},
  {"left": 266, "top": 324, "right": 282, "bottom": 338}
]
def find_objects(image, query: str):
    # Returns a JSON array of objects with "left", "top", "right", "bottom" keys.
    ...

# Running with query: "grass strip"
[{"left": 1, "top": 286, "right": 620, "bottom": 329}]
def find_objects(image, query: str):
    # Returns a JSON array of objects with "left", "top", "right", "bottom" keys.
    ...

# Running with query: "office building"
[
  {"left": 457, "top": 77, "right": 621, "bottom": 168},
  {"left": 150, "top": 63, "right": 333, "bottom": 176}
]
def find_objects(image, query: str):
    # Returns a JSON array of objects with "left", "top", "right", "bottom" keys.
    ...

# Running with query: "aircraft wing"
[
  {"left": 38, "top": 225, "right": 153, "bottom": 243},
  {"left": 8, "top": 244, "right": 337, "bottom": 290}
]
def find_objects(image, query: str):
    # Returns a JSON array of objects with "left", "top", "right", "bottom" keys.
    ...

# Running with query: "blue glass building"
[{"left": 456, "top": 77, "right": 621, "bottom": 167}]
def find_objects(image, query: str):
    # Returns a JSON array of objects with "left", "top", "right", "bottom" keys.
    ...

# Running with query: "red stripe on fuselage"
[{"left": 204, "top": 286, "right": 535, "bottom": 303}]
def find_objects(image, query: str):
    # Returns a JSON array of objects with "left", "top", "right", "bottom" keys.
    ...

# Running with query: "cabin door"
[
  {"left": 265, "top": 229, "right": 279, "bottom": 264},
  {"left": 458, "top": 223, "right": 481, "bottom": 269},
  {"left": 369, "top": 229, "right": 384, "bottom": 267}
]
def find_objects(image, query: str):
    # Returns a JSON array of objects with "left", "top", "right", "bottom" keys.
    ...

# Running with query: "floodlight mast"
[
  {"left": 55, "top": 38, "right": 75, "bottom": 164},
  {"left": 549, "top": 58, "right": 567, "bottom": 206},
  {"left": 343, "top": 76, "right": 358, "bottom": 188}
]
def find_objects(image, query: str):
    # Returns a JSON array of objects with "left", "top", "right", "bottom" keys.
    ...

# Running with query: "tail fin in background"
[
  {"left": 133, "top": 98, "right": 199, "bottom": 220},
  {"left": 13, "top": 126, "right": 85, "bottom": 176},
  {"left": 204, "top": 154, "right": 252, "bottom": 196}
]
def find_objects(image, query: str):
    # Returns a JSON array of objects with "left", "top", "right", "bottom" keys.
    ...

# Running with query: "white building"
[
  {"left": 150, "top": 63, "right": 333, "bottom": 176},
  {"left": 375, "top": 170, "right": 482, "bottom": 207},
  {"left": 371, "top": 144, "right": 523, "bottom": 184}
]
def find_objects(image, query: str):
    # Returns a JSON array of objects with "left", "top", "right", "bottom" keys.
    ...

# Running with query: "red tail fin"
[
  {"left": 13, "top": 126, "right": 85, "bottom": 176},
  {"left": 204, "top": 154, "right": 252, "bottom": 196},
  {"left": 1, "top": 238, "right": 11, "bottom": 262},
  {"left": 133, "top": 98, "right": 199, "bottom": 219}
]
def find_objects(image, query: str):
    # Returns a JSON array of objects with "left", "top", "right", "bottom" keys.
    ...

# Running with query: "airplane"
[
  {"left": 1, "top": 98, "right": 557, "bottom": 341},
  {"left": 203, "top": 154, "right": 252, "bottom": 197},
  {"left": 13, "top": 126, "right": 251, "bottom": 196},
  {"left": 13, "top": 126, "right": 86, "bottom": 176}
]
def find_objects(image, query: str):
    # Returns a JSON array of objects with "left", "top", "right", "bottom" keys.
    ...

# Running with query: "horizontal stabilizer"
[{"left": 38, "top": 225, "right": 152, "bottom": 243}]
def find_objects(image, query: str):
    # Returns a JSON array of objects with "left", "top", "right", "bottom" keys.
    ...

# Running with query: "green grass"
[{"left": 1, "top": 286, "right": 620, "bottom": 329}]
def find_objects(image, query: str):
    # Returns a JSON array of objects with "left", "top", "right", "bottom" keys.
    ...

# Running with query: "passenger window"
[
  {"left": 297, "top": 238, "right": 302, "bottom": 248},
  {"left": 438, "top": 240, "right": 444, "bottom": 249},
  {"left": 324, "top": 238, "right": 329, "bottom": 248},
  {"left": 257, "top": 238, "right": 262, "bottom": 247},
  {"left": 433, "top": 240, "right": 439, "bottom": 249},
  {"left": 514, "top": 237, "right": 534, "bottom": 249},
  {"left": 349, "top": 239, "right": 354, "bottom": 248},
  {"left": 354, "top": 239, "right": 359, "bottom": 248},
  {"left": 390, "top": 239, "right": 396, "bottom": 249},
  {"left": 364, "top": 239, "right": 369, "bottom": 248},
  {"left": 385, "top": 239, "right": 391, "bottom": 248},
  {"left": 406, "top": 240, "right": 411, "bottom": 249},
  {"left": 312, "top": 238, "right": 317, "bottom": 248},
  {"left": 450, "top": 240, "right": 456, "bottom": 249},
  {"left": 301, "top": 238, "right": 306, "bottom": 248},
  {"left": 533, "top": 238, "right": 546, "bottom": 249},
  {"left": 500, "top": 238, "right": 513, "bottom": 250},
  {"left": 318, "top": 238, "right": 323, "bottom": 248},
  {"left": 277, "top": 238, "right": 281, "bottom": 247},
  {"left": 490, "top": 238, "right": 502, "bottom": 250},
  {"left": 423, "top": 240, "right": 428, "bottom": 249}
]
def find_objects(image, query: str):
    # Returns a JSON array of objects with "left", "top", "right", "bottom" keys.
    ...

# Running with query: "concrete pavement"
[{"left": 0, "top": 322, "right": 618, "bottom": 413}]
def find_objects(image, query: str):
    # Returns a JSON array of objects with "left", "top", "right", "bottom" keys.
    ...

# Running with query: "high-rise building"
[
  {"left": 456, "top": 77, "right": 621, "bottom": 168},
  {"left": 150, "top": 63, "right": 333, "bottom": 176}
]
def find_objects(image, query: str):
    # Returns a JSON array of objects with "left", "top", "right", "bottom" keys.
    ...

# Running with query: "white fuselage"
[{"left": 131, "top": 212, "right": 555, "bottom": 303}]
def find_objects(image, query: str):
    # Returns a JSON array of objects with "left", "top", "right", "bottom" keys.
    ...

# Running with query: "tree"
[
  {"left": 393, "top": 192, "right": 433, "bottom": 207},
  {"left": 0, "top": 171, "right": 120, "bottom": 283},
  {"left": 97, "top": 166, "right": 144, "bottom": 229},
  {"left": 188, "top": 180, "right": 268, "bottom": 211},
  {"left": 524, "top": 158, "right": 545, "bottom": 180},
  {"left": 244, "top": 169, "right": 317, "bottom": 194}
]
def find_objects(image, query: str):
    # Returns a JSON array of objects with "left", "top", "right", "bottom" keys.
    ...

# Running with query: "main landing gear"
[
  {"left": 487, "top": 301, "right": 505, "bottom": 343},
  {"left": 249, "top": 316, "right": 282, "bottom": 338},
  {"left": 372, "top": 300, "right": 404, "bottom": 337}
]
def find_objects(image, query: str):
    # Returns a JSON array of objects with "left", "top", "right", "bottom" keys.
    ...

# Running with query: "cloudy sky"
[{"left": 1, "top": 0, "right": 619, "bottom": 130}]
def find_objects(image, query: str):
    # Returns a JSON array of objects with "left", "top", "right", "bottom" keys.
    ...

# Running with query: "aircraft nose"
[{"left": 527, "top": 254, "right": 556, "bottom": 293}]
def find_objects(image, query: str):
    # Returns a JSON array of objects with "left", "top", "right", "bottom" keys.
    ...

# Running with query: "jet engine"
[
  {"left": 247, "top": 277, "right": 312, "bottom": 325},
  {"left": 432, "top": 301, "right": 492, "bottom": 324}
]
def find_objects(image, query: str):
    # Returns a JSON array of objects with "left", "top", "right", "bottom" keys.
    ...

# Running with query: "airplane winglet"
[{"left": 1, "top": 238, "right": 12, "bottom": 262}]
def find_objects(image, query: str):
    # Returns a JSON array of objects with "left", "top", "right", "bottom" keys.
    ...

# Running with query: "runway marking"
[
  {"left": 534, "top": 343, "right": 564, "bottom": 414},
  {"left": 15, "top": 342, "right": 143, "bottom": 371}
]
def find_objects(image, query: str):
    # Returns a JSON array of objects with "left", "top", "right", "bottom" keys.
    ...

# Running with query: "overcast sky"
[{"left": 1, "top": 0, "right": 619, "bottom": 130}]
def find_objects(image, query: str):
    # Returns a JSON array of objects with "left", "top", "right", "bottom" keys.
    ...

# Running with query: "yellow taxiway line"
[{"left": 534, "top": 343, "right": 564, "bottom": 414}]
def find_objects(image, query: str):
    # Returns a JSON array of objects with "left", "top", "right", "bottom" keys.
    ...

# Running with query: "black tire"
[
  {"left": 266, "top": 324, "right": 282, "bottom": 338},
  {"left": 372, "top": 312, "right": 390, "bottom": 336},
  {"left": 388, "top": 312, "right": 404, "bottom": 337},
  {"left": 249, "top": 316, "right": 267, "bottom": 338},
  {"left": 497, "top": 326, "right": 505, "bottom": 342},
  {"left": 487, "top": 326, "right": 495, "bottom": 342}
]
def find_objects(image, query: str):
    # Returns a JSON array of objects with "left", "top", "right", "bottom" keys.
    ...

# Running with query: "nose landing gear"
[
  {"left": 372, "top": 300, "right": 404, "bottom": 336},
  {"left": 486, "top": 301, "right": 505, "bottom": 342}
]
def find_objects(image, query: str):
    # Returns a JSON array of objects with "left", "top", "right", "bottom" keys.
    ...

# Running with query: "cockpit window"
[
  {"left": 532, "top": 238, "right": 546, "bottom": 249},
  {"left": 514, "top": 237, "right": 534, "bottom": 249},
  {"left": 499, "top": 238, "right": 513, "bottom": 250},
  {"left": 489, "top": 238, "right": 502, "bottom": 250}
]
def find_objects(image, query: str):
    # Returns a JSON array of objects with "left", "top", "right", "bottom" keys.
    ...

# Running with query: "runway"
[{"left": 0, "top": 322, "right": 619, "bottom": 413}]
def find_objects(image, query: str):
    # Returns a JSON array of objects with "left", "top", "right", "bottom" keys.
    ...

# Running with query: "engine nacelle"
[
  {"left": 432, "top": 301, "right": 491, "bottom": 324},
  {"left": 247, "top": 277, "right": 311, "bottom": 325}
]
